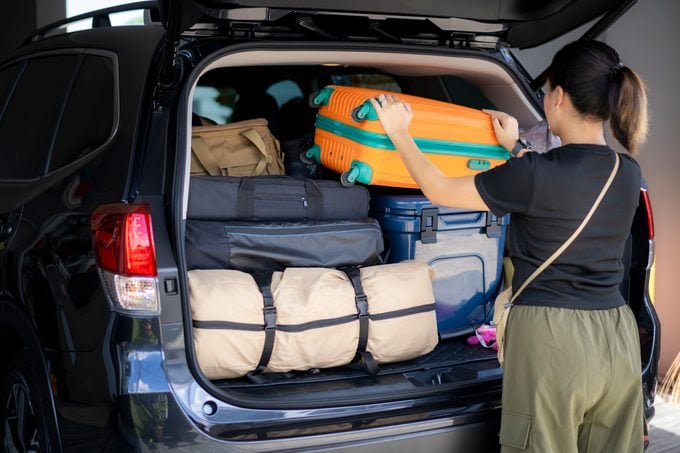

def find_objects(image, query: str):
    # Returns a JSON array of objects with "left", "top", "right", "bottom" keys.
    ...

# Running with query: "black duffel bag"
[
  {"left": 185, "top": 218, "right": 384, "bottom": 271},
  {"left": 187, "top": 175, "right": 369, "bottom": 221}
]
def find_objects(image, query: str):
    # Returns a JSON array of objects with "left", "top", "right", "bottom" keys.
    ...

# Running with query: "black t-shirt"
[{"left": 474, "top": 144, "right": 641, "bottom": 309}]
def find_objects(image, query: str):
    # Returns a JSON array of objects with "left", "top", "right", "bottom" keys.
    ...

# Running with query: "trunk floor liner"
[{"left": 214, "top": 338, "right": 499, "bottom": 388}]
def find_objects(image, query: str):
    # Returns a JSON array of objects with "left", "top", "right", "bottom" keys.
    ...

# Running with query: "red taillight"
[
  {"left": 92, "top": 204, "right": 157, "bottom": 277},
  {"left": 641, "top": 189, "right": 654, "bottom": 240}
]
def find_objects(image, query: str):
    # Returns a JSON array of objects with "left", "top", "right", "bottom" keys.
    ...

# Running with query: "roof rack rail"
[{"left": 25, "top": 1, "right": 160, "bottom": 45}]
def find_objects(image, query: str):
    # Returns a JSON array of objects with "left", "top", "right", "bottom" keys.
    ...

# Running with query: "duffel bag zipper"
[{"left": 252, "top": 194, "right": 308, "bottom": 208}]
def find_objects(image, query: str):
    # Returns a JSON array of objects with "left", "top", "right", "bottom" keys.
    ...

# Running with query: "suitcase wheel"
[
  {"left": 351, "top": 101, "right": 378, "bottom": 122},
  {"left": 342, "top": 161, "right": 373, "bottom": 186},
  {"left": 340, "top": 168, "right": 358, "bottom": 187},
  {"left": 308, "top": 86, "right": 335, "bottom": 108},
  {"left": 301, "top": 145, "right": 320, "bottom": 164}
]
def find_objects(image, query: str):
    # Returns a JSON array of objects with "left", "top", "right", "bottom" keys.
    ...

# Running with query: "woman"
[{"left": 370, "top": 40, "right": 648, "bottom": 452}]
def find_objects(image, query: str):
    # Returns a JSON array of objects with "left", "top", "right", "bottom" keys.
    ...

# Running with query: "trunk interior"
[{"left": 177, "top": 47, "right": 652, "bottom": 407}]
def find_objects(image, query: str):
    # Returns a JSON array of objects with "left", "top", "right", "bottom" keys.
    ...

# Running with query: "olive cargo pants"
[{"left": 499, "top": 305, "right": 644, "bottom": 453}]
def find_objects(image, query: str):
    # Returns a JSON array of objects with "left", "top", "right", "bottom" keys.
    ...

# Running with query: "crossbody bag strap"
[{"left": 510, "top": 152, "right": 620, "bottom": 303}]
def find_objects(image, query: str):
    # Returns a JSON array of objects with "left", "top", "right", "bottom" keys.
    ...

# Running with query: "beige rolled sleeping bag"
[{"left": 189, "top": 261, "right": 438, "bottom": 379}]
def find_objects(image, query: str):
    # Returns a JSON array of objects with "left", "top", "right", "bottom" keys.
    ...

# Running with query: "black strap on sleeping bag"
[
  {"left": 340, "top": 266, "right": 378, "bottom": 376},
  {"left": 252, "top": 271, "right": 276, "bottom": 373}
]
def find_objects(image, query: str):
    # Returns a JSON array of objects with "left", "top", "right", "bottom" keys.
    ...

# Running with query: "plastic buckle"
[
  {"left": 420, "top": 207, "right": 439, "bottom": 244},
  {"left": 355, "top": 294, "right": 369, "bottom": 317},
  {"left": 486, "top": 212, "right": 502, "bottom": 238},
  {"left": 263, "top": 305, "right": 277, "bottom": 330}
]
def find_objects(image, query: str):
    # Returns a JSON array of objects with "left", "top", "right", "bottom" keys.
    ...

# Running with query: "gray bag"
[{"left": 185, "top": 218, "right": 384, "bottom": 271}]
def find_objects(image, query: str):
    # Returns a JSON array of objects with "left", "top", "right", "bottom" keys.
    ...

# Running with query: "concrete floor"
[{"left": 648, "top": 396, "right": 680, "bottom": 452}]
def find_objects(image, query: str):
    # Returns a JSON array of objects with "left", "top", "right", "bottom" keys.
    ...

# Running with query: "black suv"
[{"left": 0, "top": 1, "right": 661, "bottom": 451}]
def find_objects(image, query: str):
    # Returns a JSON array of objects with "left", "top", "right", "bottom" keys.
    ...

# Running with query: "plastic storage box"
[{"left": 370, "top": 193, "right": 508, "bottom": 338}]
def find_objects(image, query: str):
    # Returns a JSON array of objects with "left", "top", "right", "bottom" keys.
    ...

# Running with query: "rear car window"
[
  {"left": 0, "top": 55, "right": 79, "bottom": 179},
  {"left": 0, "top": 63, "right": 22, "bottom": 123},
  {"left": 330, "top": 73, "right": 401, "bottom": 91},
  {"left": 442, "top": 75, "right": 494, "bottom": 110},
  {"left": 49, "top": 55, "right": 116, "bottom": 172}
]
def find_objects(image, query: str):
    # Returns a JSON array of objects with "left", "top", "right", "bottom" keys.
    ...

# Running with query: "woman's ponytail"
[
  {"left": 609, "top": 67, "right": 649, "bottom": 155},
  {"left": 547, "top": 40, "right": 649, "bottom": 155}
]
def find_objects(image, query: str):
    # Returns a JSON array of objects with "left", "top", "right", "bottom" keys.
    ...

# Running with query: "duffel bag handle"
[
  {"left": 191, "top": 135, "right": 223, "bottom": 176},
  {"left": 240, "top": 128, "right": 272, "bottom": 176}
]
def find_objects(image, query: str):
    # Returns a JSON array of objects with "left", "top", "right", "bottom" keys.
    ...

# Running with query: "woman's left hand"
[
  {"left": 369, "top": 94, "right": 413, "bottom": 137},
  {"left": 483, "top": 109, "right": 520, "bottom": 152}
]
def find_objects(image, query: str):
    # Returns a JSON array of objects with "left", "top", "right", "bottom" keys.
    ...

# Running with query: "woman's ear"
[{"left": 553, "top": 85, "right": 565, "bottom": 109}]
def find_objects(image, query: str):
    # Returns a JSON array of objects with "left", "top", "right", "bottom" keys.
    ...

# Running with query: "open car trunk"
[
  {"left": 175, "top": 45, "right": 540, "bottom": 408},
  {"left": 174, "top": 44, "right": 653, "bottom": 410}
]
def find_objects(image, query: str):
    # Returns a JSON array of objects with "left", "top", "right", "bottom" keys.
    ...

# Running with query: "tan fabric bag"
[
  {"left": 189, "top": 261, "right": 438, "bottom": 379},
  {"left": 494, "top": 152, "right": 620, "bottom": 367},
  {"left": 190, "top": 118, "right": 284, "bottom": 177}
]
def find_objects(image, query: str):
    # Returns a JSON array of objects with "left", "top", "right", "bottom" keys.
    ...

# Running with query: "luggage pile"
[
  {"left": 186, "top": 121, "right": 439, "bottom": 378},
  {"left": 187, "top": 87, "right": 509, "bottom": 380}
]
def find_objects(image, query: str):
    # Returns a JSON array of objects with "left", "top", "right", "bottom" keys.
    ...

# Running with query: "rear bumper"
[{"left": 118, "top": 391, "right": 501, "bottom": 452}]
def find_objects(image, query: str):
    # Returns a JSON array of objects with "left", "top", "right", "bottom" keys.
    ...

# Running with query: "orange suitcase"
[{"left": 303, "top": 85, "right": 509, "bottom": 188}]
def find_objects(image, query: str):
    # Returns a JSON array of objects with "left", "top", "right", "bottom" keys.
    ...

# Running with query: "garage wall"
[{"left": 516, "top": 0, "right": 680, "bottom": 379}]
